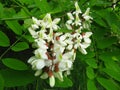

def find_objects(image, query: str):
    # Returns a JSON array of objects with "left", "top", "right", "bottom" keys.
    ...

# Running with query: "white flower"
[
  {"left": 35, "top": 39, "right": 48, "bottom": 50},
  {"left": 34, "top": 48, "right": 48, "bottom": 59},
  {"left": 82, "top": 8, "right": 93, "bottom": 21},
  {"left": 43, "top": 13, "right": 60, "bottom": 30},
  {"left": 83, "top": 32, "right": 92, "bottom": 44},
  {"left": 28, "top": 27, "right": 38, "bottom": 38},
  {"left": 32, "top": 17, "right": 41, "bottom": 26},
  {"left": 58, "top": 59, "right": 72, "bottom": 71}
]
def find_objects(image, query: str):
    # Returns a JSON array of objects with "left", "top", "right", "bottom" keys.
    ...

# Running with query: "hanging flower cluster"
[{"left": 28, "top": 2, "right": 92, "bottom": 87}]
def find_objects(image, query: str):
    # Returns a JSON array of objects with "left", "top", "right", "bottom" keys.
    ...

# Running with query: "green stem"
[
  {"left": 0, "top": 17, "right": 30, "bottom": 21},
  {"left": 0, "top": 32, "right": 27, "bottom": 60},
  {"left": 36, "top": 80, "right": 39, "bottom": 90}
]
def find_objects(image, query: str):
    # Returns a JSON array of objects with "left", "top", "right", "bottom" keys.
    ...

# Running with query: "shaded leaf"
[
  {"left": 0, "top": 74, "right": 4, "bottom": 90},
  {"left": 0, "top": 3, "right": 3, "bottom": 18},
  {"left": 0, "top": 31, "right": 10, "bottom": 47},
  {"left": 97, "top": 36, "right": 117, "bottom": 49},
  {"left": 0, "top": 69, "right": 36, "bottom": 87},
  {"left": 2, "top": 58, "right": 28, "bottom": 70}
]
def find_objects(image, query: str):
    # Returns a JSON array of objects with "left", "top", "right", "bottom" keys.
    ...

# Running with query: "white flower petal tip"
[
  {"left": 49, "top": 75, "right": 55, "bottom": 87},
  {"left": 75, "top": 2, "right": 82, "bottom": 14}
]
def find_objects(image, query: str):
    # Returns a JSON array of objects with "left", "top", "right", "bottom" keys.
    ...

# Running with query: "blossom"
[{"left": 28, "top": 1, "right": 93, "bottom": 87}]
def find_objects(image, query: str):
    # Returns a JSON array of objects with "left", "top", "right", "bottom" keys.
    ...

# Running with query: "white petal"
[
  {"left": 66, "top": 24, "right": 72, "bottom": 30},
  {"left": 84, "top": 38, "right": 91, "bottom": 43},
  {"left": 31, "top": 24, "right": 39, "bottom": 30},
  {"left": 53, "top": 18, "right": 60, "bottom": 24},
  {"left": 28, "top": 56, "right": 36, "bottom": 63},
  {"left": 49, "top": 75, "right": 55, "bottom": 87},
  {"left": 28, "top": 27, "right": 38, "bottom": 38},
  {"left": 40, "top": 72, "right": 48, "bottom": 79},
  {"left": 78, "top": 47, "right": 87, "bottom": 54},
  {"left": 67, "top": 13, "right": 74, "bottom": 20},
  {"left": 67, "top": 44, "right": 73, "bottom": 50},
  {"left": 36, "top": 60, "right": 45, "bottom": 69},
  {"left": 34, "top": 70, "right": 42, "bottom": 76},
  {"left": 84, "top": 32, "right": 92, "bottom": 38}
]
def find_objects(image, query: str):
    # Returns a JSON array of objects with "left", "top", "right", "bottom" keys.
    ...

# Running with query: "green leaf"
[
  {"left": 55, "top": 77, "right": 73, "bottom": 87},
  {"left": 97, "top": 77, "right": 120, "bottom": 90},
  {"left": 0, "top": 3, "right": 3, "bottom": 18},
  {"left": 0, "top": 74, "right": 4, "bottom": 90},
  {"left": 0, "top": 31, "right": 10, "bottom": 47},
  {"left": 0, "top": 69, "right": 36, "bottom": 87},
  {"left": 97, "top": 36, "right": 117, "bottom": 49},
  {"left": 23, "top": 35, "right": 34, "bottom": 43},
  {"left": 23, "top": 19, "right": 33, "bottom": 29},
  {"left": 85, "top": 58, "right": 98, "bottom": 69},
  {"left": 100, "top": 54, "right": 120, "bottom": 73},
  {"left": 11, "top": 42, "right": 29, "bottom": 52},
  {"left": 5, "top": 20, "right": 22, "bottom": 35},
  {"left": 34, "top": 0, "right": 51, "bottom": 13},
  {"left": 2, "top": 58, "right": 28, "bottom": 70},
  {"left": 86, "top": 66, "right": 95, "bottom": 79},
  {"left": 87, "top": 79, "right": 97, "bottom": 90},
  {"left": 103, "top": 68, "right": 120, "bottom": 82}
]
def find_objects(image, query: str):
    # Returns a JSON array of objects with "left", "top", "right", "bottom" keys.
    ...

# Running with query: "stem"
[
  {"left": 0, "top": 17, "right": 30, "bottom": 21},
  {"left": 36, "top": 80, "right": 39, "bottom": 90},
  {"left": 0, "top": 32, "right": 27, "bottom": 60}
]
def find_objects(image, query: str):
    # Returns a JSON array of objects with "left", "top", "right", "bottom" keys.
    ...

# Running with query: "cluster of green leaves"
[{"left": 0, "top": 0, "right": 120, "bottom": 90}]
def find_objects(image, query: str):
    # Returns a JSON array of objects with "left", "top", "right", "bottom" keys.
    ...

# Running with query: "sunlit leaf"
[
  {"left": 87, "top": 79, "right": 97, "bottom": 90},
  {"left": 5, "top": 20, "right": 22, "bottom": 35},
  {"left": 2, "top": 58, "right": 28, "bottom": 70},
  {"left": 11, "top": 42, "right": 29, "bottom": 52},
  {"left": 86, "top": 66, "right": 95, "bottom": 79},
  {"left": 97, "top": 77, "right": 120, "bottom": 90}
]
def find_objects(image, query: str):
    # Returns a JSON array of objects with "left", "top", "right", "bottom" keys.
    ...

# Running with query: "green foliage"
[
  {"left": 0, "top": 31, "right": 10, "bottom": 47},
  {"left": 0, "top": 0, "right": 120, "bottom": 90},
  {"left": 2, "top": 58, "right": 28, "bottom": 70},
  {"left": 0, "top": 74, "right": 4, "bottom": 90},
  {"left": 0, "top": 69, "right": 36, "bottom": 87},
  {"left": 11, "top": 42, "right": 29, "bottom": 52},
  {"left": 55, "top": 77, "right": 73, "bottom": 88},
  {"left": 87, "top": 79, "right": 97, "bottom": 90},
  {"left": 5, "top": 21, "right": 22, "bottom": 35}
]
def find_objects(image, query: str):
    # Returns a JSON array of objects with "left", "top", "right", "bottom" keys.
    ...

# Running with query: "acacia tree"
[{"left": 0, "top": 0, "right": 120, "bottom": 90}]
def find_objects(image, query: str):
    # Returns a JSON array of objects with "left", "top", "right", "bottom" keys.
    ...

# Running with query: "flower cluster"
[{"left": 28, "top": 2, "right": 92, "bottom": 87}]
